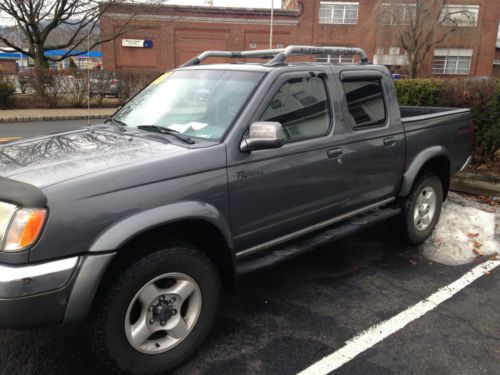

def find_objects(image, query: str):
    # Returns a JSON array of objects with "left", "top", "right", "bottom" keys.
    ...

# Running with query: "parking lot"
[
  {"left": 0, "top": 222, "right": 498, "bottom": 375},
  {"left": 0, "top": 120, "right": 498, "bottom": 375}
]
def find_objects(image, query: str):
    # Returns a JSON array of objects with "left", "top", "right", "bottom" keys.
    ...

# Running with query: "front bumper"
[
  {"left": 0, "top": 253, "right": 114, "bottom": 329},
  {"left": 0, "top": 257, "right": 78, "bottom": 299}
]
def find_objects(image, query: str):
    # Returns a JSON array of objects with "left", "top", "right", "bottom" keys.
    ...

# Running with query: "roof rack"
[{"left": 180, "top": 45, "right": 370, "bottom": 67}]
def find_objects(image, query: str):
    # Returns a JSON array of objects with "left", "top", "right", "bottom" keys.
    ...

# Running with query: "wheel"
[
  {"left": 87, "top": 243, "right": 221, "bottom": 374},
  {"left": 401, "top": 173, "right": 443, "bottom": 245}
]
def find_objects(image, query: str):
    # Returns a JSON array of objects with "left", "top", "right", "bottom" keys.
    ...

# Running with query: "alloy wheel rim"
[
  {"left": 413, "top": 186, "right": 437, "bottom": 232},
  {"left": 124, "top": 272, "right": 202, "bottom": 354}
]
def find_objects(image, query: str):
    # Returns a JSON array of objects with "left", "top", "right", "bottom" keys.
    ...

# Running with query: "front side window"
[
  {"left": 261, "top": 76, "right": 331, "bottom": 141},
  {"left": 432, "top": 49, "right": 472, "bottom": 75},
  {"left": 342, "top": 80, "right": 386, "bottom": 129},
  {"left": 440, "top": 5, "right": 479, "bottom": 27},
  {"left": 114, "top": 70, "right": 263, "bottom": 140},
  {"left": 319, "top": 2, "right": 359, "bottom": 24}
]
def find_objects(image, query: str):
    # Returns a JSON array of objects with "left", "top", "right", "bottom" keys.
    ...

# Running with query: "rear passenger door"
[
  {"left": 227, "top": 70, "right": 350, "bottom": 251},
  {"left": 337, "top": 70, "right": 405, "bottom": 207}
]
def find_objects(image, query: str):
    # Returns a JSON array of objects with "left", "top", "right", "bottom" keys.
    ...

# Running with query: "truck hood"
[{"left": 0, "top": 128, "right": 186, "bottom": 188}]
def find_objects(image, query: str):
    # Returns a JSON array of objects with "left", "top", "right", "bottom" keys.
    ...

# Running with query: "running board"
[{"left": 236, "top": 206, "right": 401, "bottom": 275}]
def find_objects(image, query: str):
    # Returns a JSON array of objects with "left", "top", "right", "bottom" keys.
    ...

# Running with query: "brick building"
[{"left": 101, "top": 0, "right": 500, "bottom": 77}]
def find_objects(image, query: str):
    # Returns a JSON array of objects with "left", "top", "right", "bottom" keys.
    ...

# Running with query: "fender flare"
[
  {"left": 89, "top": 201, "right": 234, "bottom": 252},
  {"left": 399, "top": 146, "right": 450, "bottom": 197}
]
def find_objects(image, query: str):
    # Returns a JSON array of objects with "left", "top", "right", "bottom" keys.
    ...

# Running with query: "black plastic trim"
[{"left": 0, "top": 177, "right": 48, "bottom": 207}]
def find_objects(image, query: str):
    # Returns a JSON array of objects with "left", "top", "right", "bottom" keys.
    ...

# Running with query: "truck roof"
[{"left": 178, "top": 62, "right": 380, "bottom": 73}]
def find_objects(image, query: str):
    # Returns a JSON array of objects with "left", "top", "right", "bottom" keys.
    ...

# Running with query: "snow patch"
[{"left": 423, "top": 194, "right": 499, "bottom": 266}]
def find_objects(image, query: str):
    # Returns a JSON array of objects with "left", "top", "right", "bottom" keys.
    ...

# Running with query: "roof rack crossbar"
[
  {"left": 180, "top": 48, "right": 286, "bottom": 67},
  {"left": 180, "top": 45, "right": 370, "bottom": 68}
]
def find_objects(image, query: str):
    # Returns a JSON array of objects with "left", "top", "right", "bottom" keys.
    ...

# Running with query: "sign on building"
[{"left": 122, "top": 39, "right": 154, "bottom": 48}]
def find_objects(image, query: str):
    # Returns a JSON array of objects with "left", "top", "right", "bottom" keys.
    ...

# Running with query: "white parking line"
[{"left": 298, "top": 258, "right": 500, "bottom": 375}]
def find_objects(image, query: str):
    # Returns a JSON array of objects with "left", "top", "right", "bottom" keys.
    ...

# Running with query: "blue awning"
[{"left": 0, "top": 49, "right": 102, "bottom": 60}]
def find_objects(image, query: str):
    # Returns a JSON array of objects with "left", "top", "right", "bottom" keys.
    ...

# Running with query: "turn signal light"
[{"left": 4, "top": 209, "right": 47, "bottom": 252}]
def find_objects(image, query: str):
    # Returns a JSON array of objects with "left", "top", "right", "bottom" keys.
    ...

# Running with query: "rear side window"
[
  {"left": 261, "top": 76, "right": 331, "bottom": 141},
  {"left": 342, "top": 80, "right": 386, "bottom": 129}
]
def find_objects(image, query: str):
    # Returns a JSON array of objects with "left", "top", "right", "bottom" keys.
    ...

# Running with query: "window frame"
[
  {"left": 319, "top": 1, "right": 360, "bottom": 25},
  {"left": 380, "top": 3, "right": 416, "bottom": 26},
  {"left": 440, "top": 4, "right": 479, "bottom": 27},
  {"left": 316, "top": 53, "right": 355, "bottom": 64},
  {"left": 257, "top": 73, "right": 334, "bottom": 144},
  {"left": 432, "top": 49, "right": 473, "bottom": 75},
  {"left": 340, "top": 76, "right": 389, "bottom": 131}
]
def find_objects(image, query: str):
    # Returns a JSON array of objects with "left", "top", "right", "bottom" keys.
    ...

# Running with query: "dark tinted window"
[
  {"left": 261, "top": 77, "right": 331, "bottom": 141},
  {"left": 342, "top": 80, "right": 386, "bottom": 129}
]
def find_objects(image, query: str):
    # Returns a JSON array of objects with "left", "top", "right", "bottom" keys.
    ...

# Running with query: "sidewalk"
[{"left": 0, "top": 108, "right": 118, "bottom": 123}]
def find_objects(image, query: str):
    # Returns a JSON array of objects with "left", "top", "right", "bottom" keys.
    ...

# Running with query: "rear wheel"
[
  {"left": 401, "top": 173, "right": 443, "bottom": 245},
  {"left": 87, "top": 243, "right": 220, "bottom": 374}
]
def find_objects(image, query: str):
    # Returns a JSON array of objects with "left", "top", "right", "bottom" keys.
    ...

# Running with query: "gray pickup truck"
[{"left": 0, "top": 46, "right": 472, "bottom": 374}]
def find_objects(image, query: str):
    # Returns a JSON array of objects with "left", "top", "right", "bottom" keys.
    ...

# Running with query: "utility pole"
[{"left": 269, "top": 0, "right": 274, "bottom": 49}]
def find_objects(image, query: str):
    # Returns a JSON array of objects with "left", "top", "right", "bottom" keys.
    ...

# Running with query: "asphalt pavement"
[
  {"left": 0, "top": 225, "right": 498, "bottom": 375},
  {"left": 0, "top": 119, "right": 103, "bottom": 139},
  {"left": 0, "top": 120, "right": 498, "bottom": 375}
]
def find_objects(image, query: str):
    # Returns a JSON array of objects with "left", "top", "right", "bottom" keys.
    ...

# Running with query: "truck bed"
[
  {"left": 399, "top": 105, "right": 472, "bottom": 182},
  {"left": 400, "top": 106, "right": 470, "bottom": 122}
]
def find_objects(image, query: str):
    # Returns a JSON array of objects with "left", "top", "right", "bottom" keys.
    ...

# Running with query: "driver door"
[{"left": 227, "top": 70, "right": 350, "bottom": 252}]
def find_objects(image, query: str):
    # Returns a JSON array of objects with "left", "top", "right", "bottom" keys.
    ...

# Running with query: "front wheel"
[
  {"left": 87, "top": 243, "right": 221, "bottom": 374},
  {"left": 401, "top": 173, "right": 443, "bottom": 245}
]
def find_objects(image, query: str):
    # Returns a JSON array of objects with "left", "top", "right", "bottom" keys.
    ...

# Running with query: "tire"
[
  {"left": 87, "top": 243, "right": 221, "bottom": 374},
  {"left": 401, "top": 173, "right": 444, "bottom": 245}
]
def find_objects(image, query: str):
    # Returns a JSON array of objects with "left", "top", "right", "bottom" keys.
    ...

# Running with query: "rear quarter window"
[{"left": 342, "top": 80, "right": 386, "bottom": 130}]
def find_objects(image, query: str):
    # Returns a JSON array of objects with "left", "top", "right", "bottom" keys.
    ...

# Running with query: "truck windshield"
[{"left": 114, "top": 70, "right": 264, "bottom": 141}]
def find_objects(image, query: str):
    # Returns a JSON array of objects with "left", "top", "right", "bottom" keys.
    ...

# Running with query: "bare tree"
[
  {"left": 0, "top": 0, "right": 147, "bottom": 69},
  {"left": 376, "top": 0, "right": 477, "bottom": 77}
]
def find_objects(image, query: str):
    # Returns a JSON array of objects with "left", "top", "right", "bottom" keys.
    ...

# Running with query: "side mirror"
[{"left": 240, "top": 122, "right": 286, "bottom": 152}]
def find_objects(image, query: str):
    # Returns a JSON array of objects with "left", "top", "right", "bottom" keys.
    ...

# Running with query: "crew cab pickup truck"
[{"left": 0, "top": 46, "right": 472, "bottom": 374}]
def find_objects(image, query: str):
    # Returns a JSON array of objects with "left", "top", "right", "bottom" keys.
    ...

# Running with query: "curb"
[
  {"left": 451, "top": 172, "right": 500, "bottom": 197},
  {"left": 0, "top": 114, "right": 111, "bottom": 123}
]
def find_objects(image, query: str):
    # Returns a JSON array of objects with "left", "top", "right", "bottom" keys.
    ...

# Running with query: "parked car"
[
  {"left": 90, "top": 71, "right": 130, "bottom": 98},
  {"left": 0, "top": 46, "right": 472, "bottom": 374}
]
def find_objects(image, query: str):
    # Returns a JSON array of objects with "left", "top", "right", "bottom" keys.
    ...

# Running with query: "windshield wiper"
[{"left": 137, "top": 125, "right": 195, "bottom": 144}]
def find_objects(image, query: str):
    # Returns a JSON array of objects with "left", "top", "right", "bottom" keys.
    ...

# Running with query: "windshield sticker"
[
  {"left": 169, "top": 122, "right": 208, "bottom": 133},
  {"left": 186, "top": 122, "right": 208, "bottom": 130}
]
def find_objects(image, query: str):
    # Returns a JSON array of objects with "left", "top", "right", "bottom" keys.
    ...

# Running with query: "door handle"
[
  {"left": 384, "top": 137, "right": 397, "bottom": 147},
  {"left": 327, "top": 148, "right": 343, "bottom": 159}
]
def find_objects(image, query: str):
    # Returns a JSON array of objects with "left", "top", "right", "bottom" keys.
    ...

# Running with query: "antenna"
[
  {"left": 269, "top": 0, "right": 274, "bottom": 49},
  {"left": 87, "top": 27, "right": 90, "bottom": 127}
]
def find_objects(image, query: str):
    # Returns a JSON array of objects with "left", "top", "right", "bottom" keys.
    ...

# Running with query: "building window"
[
  {"left": 497, "top": 22, "right": 500, "bottom": 48},
  {"left": 316, "top": 53, "right": 354, "bottom": 63},
  {"left": 373, "top": 47, "right": 408, "bottom": 66},
  {"left": 388, "top": 47, "right": 401, "bottom": 56},
  {"left": 380, "top": 3, "right": 415, "bottom": 25},
  {"left": 432, "top": 49, "right": 473, "bottom": 75},
  {"left": 440, "top": 5, "right": 479, "bottom": 27},
  {"left": 319, "top": 2, "right": 359, "bottom": 25}
]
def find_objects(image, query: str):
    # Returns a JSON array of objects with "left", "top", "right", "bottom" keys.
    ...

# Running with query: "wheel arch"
[
  {"left": 65, "top": 203, "right": 236, "bottom": 324},
  {"left": 399, "top": 146, "right": 451, "bottom": 199}
]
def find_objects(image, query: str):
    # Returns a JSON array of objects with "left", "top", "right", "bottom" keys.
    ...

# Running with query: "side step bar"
[{"left": 236, "top": 206, "right": 401, "bottom": 275}]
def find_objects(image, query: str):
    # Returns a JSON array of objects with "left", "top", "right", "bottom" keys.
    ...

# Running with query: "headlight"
[
  {"left": 0, "top": 202, "right": 17, "bottom": 247},
  {"left": 0, "top": 203, "right": 47, "bottom": 253}
]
